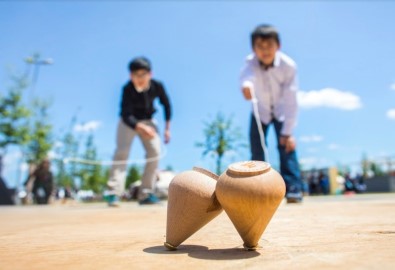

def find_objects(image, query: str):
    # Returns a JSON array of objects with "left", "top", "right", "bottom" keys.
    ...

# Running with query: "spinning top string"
[{"left": 250, "top": 87, "right": 270, "bottom": 163}]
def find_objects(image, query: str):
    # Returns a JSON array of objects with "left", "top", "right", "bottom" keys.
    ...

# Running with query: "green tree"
[
  {"left": 1, "top": 69, "right": 55, "bottom": 192},
  {"left": 78, "top": 133, "right": 106, "bottom": 193},
  {"left": 361, "top": 153, "right": 369, "bottom": 178},
  {"left": 0, "top": 74, "right": 31, "bottom": 151},
  {"left": 54, "top": 117, "right": 80, "bottom": 189},
  {"left": 196, "top": 112, "right": 245, "bottom": 175},
  {"left": 23, "top": 99, "right": 53, "bottom": 165},
  {"left": 125, "top": 165, "right": 141, "bottom": 189},
  {"left": 370, "top": 161, "right": 384, "bottom": 176}
]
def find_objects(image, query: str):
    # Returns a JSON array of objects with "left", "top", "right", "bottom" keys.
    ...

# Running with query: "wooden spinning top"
[
  {"left": 216, "top": 161, "right": 285, "bottom": 250},
  {"left": 164, "top": 167, "right": 222, "bottom": 250}
]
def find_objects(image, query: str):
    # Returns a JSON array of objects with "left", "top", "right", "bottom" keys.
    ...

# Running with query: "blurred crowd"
[{"left": 302, "top": 170, "right": 367, "bottom": 196}]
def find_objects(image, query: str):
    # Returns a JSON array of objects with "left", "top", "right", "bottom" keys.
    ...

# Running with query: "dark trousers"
[{"left": 249, "top": 114, "right": 303, "bottom": 196}]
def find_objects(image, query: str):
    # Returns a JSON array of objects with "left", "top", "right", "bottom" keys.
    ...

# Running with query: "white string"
[
  {"left": 250, "top": 87, "right": 270, "bottom": 163},
  {"left": 57, "top": 145, "right": 167, "bottom": 166}
]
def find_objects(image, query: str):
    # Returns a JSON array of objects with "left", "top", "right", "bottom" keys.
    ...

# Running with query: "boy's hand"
[
  {"left": 135, "top": 123, "right": 156, "bottom": 139},
  {"left": 280, "top": 135, "right": 296, "bottom": 153},
  {"left": 164, "top": 129, "right": 171, "bottom": 144},
  {"left": 242, "top": 87, "right": 252, "bottom": 100}
]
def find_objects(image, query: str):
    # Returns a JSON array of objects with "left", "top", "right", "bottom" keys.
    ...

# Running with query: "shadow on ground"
[{"left": 143, "top": 245, "right": 260, "bottom": 260}]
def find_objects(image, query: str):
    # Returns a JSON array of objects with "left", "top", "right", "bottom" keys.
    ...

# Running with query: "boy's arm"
[
  {"left": 24, "top": 173, "right": 33, "bottom": 186},
  {"left": 240, "top": 61, "right": 255, "bottom": 100},
  {"left": 120, "top": 87, "right": 138, "bottom": 129},
  {"left": 158, "top": 83, "right": 172, "bottom": 144},
  {"left": 281, "top": 67, "right": 298, "bottom": 136},
  {"left": 280, "top": 67, "right": 299, "bottom": 152},
  {"left": 164, "top": 120, "right": 171, "bottom": 144}
]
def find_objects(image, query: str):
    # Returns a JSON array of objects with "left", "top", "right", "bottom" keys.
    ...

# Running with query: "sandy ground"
[{"left": 0, "top": 193, "right": 394, "bottom": 270}]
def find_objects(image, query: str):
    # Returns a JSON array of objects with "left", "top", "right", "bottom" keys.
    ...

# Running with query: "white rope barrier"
[{"left": 56, "top": 145, "right": 167, "bottom": 166}]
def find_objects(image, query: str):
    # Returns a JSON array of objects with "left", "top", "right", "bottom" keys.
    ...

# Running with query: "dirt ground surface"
[{"left": 1, "top": 193, "right": 394, "bottom": 270}]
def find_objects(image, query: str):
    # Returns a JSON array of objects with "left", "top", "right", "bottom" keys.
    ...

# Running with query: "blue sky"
[{"left": 1, "top": 1, "right": 395, "bottom": 187}]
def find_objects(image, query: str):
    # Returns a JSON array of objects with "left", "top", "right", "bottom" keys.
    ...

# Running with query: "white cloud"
[
  {"left": 3, "top": 151, "right": 23, "bottom": 166},
  {"left": 74, "top": 121, "right": 101, "bottom": 132},
  {"left": 47, "top": 150, "right": 60, "bottom": 159},
  {"left": 299, "top": 157, "right": 329, "bottom": 167},
  {"left": 53, "top": 141, "right": 64, "bottom": 148},
  {"left": 390, "top": 83, "right": 395, "bottom": 91},
  {"left": 20, "top": 163, "right": 29, "bottom": 172},
  {"left": 1, "top": 151, "right": 28, "bottom": 187},
  {"left": 387, "top": 109, "right": 395, "bottom": 120},
  {"left": 328, "top": 143, "right": 340, "bottom": 150},
  {"left": 298, "top": 88, "right": 362, "bottom": 110},
  {"left": 299, "top": 157, "right": 318, "bottom": 166},
  {"left": 306, "top": 148, "right": 318, "bottom": 153},
  {"left": 300, "top": 135, "right": 323, "bottom": 143}
]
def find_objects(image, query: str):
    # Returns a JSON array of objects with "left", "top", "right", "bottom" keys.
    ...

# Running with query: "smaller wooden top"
[{"left": 227, "top": 161, "right": 271, "bottom": 177}]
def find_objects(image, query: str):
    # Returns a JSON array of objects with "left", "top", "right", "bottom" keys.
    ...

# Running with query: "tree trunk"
[{"left": 216, "top": 156, "right": 222, "bottom": 175}]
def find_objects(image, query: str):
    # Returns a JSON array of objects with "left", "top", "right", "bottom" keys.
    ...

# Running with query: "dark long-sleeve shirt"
[{"left": 120, "top": 79, "right": 172, "bottom": 129}]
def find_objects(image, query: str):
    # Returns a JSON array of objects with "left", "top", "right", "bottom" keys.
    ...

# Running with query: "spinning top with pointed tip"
[
  {"left": 216, "top": 161, "right": 285, "bottom": 250},
  {"left": 165, "top": 167, "right": 223, "bottom": 250}
]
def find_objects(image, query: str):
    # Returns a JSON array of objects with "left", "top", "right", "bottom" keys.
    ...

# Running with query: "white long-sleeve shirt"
[{"left": 240, "top": 51, "right": 298, "bottom": 136}]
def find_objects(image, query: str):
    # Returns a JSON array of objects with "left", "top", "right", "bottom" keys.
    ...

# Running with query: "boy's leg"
[
  {"left": 138, "top": 120, "right": 161, "bottom": 203},
  {"left": 249, "top": 114, "right": 269, "bottom": 161},
  {"left": 108, "top": 119, "right": 136, "bottom": 197},
  {"left": 273, "top": 119, "right": 303, "bottom": 201}
]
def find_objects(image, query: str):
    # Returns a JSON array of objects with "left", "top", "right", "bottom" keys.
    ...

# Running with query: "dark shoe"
[
  {"left": 286, "top": 197, "right": 302, "bottom": 204},
  {"left": 139, "top": 193, "right": 161, "bottom": 205},
  {"left": 286, "top": 192, "right": 303, "bottom": 204}
]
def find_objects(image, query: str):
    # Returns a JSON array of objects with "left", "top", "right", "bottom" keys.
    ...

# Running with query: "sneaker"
[
  {"left": 286, "top": 192, "right": 303, "bottom": 204},
  {"left": 139, "top": 193, "right": 161, "bottom": 205},
  {"left": 286, "top": 197, "right": 303, "bottom": 204},
  {"left": 106, "top": 194, "right": 120, "bottom": 207}
]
